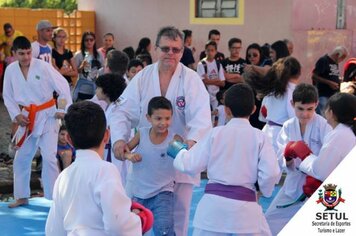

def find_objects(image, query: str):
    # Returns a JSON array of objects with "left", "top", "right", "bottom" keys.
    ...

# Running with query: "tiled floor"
[{"left": 0, "top": 179, "right": 280, "bottom": 236}]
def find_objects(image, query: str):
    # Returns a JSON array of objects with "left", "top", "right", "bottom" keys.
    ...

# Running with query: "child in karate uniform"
[
  {"left": 169, "top": 84, "right": 280, "bottom": 236},
  {"left": 3, "top": 36, "right": 72, "bottom": 208},
  {"left": 286, "top": 92, "right": 356, "bottom": 188},
  {"left": 46, "top": 101, "right": 153, "bottom": 235},
  {"left": 265, "top": 83, "right": 332, "bottom": 235},
  {"left": 95, "top": 73, "right": 128, "bottom": 185},
  {"left": 248, "top": 57, "right": 301, "bottom": 154}
]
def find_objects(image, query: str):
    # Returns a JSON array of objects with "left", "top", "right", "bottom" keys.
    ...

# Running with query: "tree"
[{"left": 0, "top": 0, "right": 77, "bottom": 14}]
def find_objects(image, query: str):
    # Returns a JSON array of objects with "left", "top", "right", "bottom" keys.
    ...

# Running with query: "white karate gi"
[
  {"left": 104, "top": 102, "right": 128, "bottom": 186},
  {"left": 3, "top": 58, "right": 72, "bottom": 200},
  {"left": 265, "top": 114, "right": 332, "bottom": 235},
  {"left": 261, "top": 82, "right": 296, "bottom": 153},
  {"left": 299, "top": 123, "right": 356, "bottom": 181},
  {"left": 110, "top": 62, "right": 212, "bottom": 236},
  {"left": 45, "top": 150, "right": 141, "bottom": 236},
  {"left": 174, "top": 118, "right": 280, "bottom": 235}
]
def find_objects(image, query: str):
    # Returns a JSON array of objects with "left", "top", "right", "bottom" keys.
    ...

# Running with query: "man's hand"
[
  {"left": 113, "top": 140, "right": 130, "bottom": 161},
  {"left": 15, "top": 114, "right": 29, "bottom": 127}
]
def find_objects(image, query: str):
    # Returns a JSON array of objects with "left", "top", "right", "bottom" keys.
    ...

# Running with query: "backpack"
[{"left": 200, "top": 59, "right": 221, "bottom": 75}]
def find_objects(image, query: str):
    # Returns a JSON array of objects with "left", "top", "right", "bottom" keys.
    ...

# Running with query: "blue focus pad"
[{"left": 167, "top": 140, "right": 188, "bottom": 159}]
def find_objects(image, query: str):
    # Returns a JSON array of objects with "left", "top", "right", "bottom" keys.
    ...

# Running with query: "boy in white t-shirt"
[{"left": 197, "top": 40, "right": 225, "bottom": 110}]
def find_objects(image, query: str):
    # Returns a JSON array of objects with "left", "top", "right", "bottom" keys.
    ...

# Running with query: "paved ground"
[
  {"left": 0, "top": 99, "right": 13, "bottom": 196},
  {"left": 0, "top": 99, "right": 41, "bottom": 200}
]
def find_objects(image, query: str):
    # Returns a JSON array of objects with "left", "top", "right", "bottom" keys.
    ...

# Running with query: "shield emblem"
[{"left": 324, "top": 190, "right": 337, "bottom": 205}]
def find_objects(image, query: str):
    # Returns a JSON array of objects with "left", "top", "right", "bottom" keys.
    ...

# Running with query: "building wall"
[
  {"left": 78, "top": 0, "right": 292, "bottom": 63},
  {"left": 0, "top": 8, "right": 95, "bottom": 52},
  {"left": 79, "top": 0, "right": 356, "bottom": 83}
]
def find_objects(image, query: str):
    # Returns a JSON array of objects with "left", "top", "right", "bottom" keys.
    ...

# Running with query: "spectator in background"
[
  {"left": 221, "top": 37, "right": 245, "bottom": 90},
  {"left": 199, "top": 29, "right": 225, "bottom": 61},
  {"left": 32, "top": 20, "right": 56, "bottom": 64},
  {"left": 312, "top": 46, "right": 348, "bottom": 115},
  {"left": 73, "top": 31, "right": 104, "bottom": 101},
  {"left": 98, "top": 33, "right": 115, "bottom": 59},
  {"left": 123, "top": 46, "right": 135, "bottom": 60},
  {"left": 243, "top": 43, "right": 272, "bottom": 130},
  {"left": 270, "top": 40, "right": 290, "bottom": 63},
  {"left": 124, "top": 59, "right": 144, "bottom": 84},
  {"left": 283, "top": 39, "right": 294, "bottom": 55},
  {"left": 0, "top": 23, "right": 23, "bottom": 63},
  {"left": 52, "top": 28, "right": 78, "bottom": 86},
  {"left": 0, "top": 23, "right": 23, "bottom": 96},
  {"left": 135, "top": 37, "right": 152, "bottom": 66},
  {"left": 180, "top": 29, "right": 195, "bottom": 69},
  {"left": 341, "top": 58, "right": 356, "bottom": 95},
  {"left": 56, "top": 125, "right": 75, "bottom": 171}
]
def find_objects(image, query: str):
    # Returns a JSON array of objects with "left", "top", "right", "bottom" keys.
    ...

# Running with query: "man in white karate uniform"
[
  {"left": 110, "top": 26, "right": 212, "bottom": 236},
  {"left": 3, "top": 36, "right": 72, "bottom": 208}
]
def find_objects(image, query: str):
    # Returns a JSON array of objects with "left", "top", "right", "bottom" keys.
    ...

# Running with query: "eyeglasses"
[
  {"left": 85, "top": 38, "right": 95, "bottom": 42},
  {"left": 248, "top": 53, "right": 258, "bottom": 58},
  {"left": 158, "top": 46, "right": 182, "bottom": 54}
]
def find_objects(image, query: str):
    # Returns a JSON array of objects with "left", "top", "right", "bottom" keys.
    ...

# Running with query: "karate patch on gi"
[
  {"left": 35, "top": 75, "right": 41, "bottom": 80},
  {"left": 176, "top": 96, "right": 185, "bottom": 110}
]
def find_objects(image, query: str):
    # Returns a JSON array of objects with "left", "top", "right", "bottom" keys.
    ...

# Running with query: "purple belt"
[
  {"left": 205, "top": 183, "right": 256, "bottom": 202},
  {"left": 267, "top": 120, "right": 283, "bottom": 127},
  {"left": 105, "top": 141, "right": 111, "bottom": 162}
]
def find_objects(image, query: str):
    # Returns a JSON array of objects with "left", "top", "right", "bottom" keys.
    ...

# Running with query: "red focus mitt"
[
  {"left": 284, "top": 140, "right": 312, "bottom": 161},
  {"left": 131, "top": 201, "right": 154, "bottom": 234},
  {"left": 303, "top": 176, "right": 322, "bottom": 197}
]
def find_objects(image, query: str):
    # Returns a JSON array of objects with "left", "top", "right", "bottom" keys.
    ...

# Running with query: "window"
[{"left": 190, "top": 0, "right": 244, "bottom": 25}]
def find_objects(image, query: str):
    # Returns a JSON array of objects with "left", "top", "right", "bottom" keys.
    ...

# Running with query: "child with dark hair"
[
  {"left": 46, "top": 101, "right": 153, "bottom": 235},
  {"left": 95, "top": 73, "right": 127, "bottom": 182},
  {"left": 56, "top": 125, "right": 75, "bottom": 171},
  {"left": 122, "top": 96, "right": 180, "bottom": 235},
  {"left": 4, "top": 36, "right": 71, "bottom": 208},
  {"left": 265, "top": 83, "right": 332, "bottom": 235},
  {"left": 212, "top": 89, "right": 226, "bottom": 127},
  {"left": 169, "top": 84, "right": 280, "bottom": 235},
  {"left": 248, "top": 56, "right": 301, "bottom": 153},
  {"left": 124, "top": 59, "right": 144, "bottom": 83},
  {"left": 286, "top": 92, "right": 356, "bottom": 185}
]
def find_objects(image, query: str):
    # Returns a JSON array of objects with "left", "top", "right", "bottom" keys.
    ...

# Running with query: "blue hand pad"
[{"left": 167, "top": 141, "right": 188, "bottom": 159}]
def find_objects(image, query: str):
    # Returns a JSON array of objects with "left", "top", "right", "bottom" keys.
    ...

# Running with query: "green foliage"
[{"left": 0, "top": 0, "right": 77, "bottom": 13}]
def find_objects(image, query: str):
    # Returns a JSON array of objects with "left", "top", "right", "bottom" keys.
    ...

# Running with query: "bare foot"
[{"left": 8, "top": 198, "right": 29, "bottom": 208}]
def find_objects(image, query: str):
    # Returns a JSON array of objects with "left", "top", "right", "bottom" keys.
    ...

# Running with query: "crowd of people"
[{"left": 0, "top": 20, "right": 356, "bottom": 235}]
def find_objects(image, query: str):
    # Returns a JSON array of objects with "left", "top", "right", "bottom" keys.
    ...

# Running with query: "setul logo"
[{"left": 316, "top": 184, "right": 345, "bottom": 211}]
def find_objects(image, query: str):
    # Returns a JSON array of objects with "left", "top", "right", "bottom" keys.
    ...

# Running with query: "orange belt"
[{"left": 16, "top": 98, "right": 56, "bottom": 148}]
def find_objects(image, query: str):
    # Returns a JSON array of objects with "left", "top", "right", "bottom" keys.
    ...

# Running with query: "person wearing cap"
[{"left": 32, "top": 20, "right": 56, "bottom": 64}]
